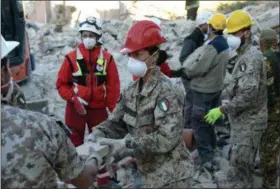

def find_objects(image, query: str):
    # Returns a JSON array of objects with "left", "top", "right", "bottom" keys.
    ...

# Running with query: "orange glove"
[{"left": 71, "top": 96, "right": 87, "bottom": 115}]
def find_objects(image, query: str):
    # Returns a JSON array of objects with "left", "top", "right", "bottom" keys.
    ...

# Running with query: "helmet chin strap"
[{"left": 1, "top": 77, "right": 14, "bottom": 102}]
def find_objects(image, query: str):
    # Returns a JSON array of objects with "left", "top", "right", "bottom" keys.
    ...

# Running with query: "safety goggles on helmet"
[{"left": 79, "top": 17, "right": 102, "bottom": 36}]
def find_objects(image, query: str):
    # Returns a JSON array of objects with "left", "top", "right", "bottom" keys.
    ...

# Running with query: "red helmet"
[{"left": 120, "top": 20, "right": 167, "bottom": 54}]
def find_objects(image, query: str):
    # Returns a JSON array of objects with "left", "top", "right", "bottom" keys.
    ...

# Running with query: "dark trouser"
[
  {"left": 187, "top": 7, "right": 199, "bottom": 21},
  {"left": 182, "top": 78, "right": 193, "bottom": 129},
  {"left": 260, "top": 105, "right": 280, "bottom": 188},
  {"left": 65, "top": 102, "right": 108, "bottom": 147},
  {"left": 191, "top": 90, "right": 221, "bottom": 164}
]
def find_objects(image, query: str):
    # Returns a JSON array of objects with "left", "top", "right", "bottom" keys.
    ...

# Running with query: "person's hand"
[
  {"left": 99, "top": 138, "right": 126, "bottom": 155},
  {"left": 204, "top": 107, "right": 224, "bottom": 125},
  {"left": 170, "top": 68, "right": 184, "bottom": 77},
  {"left": 86, "top": 129, "right": 106, "bottom": 143},
  {"left": 71, "top": 96, "right": 87, "bottom": 115}
]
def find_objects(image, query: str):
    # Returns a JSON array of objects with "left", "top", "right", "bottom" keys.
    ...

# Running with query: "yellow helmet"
[
  {"left": 225, "top": 10, "right": 254, "bottom": 34},
  {"left": 208, "top": 13, "right": 227, "bottom": 30}
]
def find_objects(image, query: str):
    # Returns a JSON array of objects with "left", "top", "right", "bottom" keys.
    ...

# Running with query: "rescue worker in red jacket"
[{"left": 56, "top": 17, "right": 120, "bottom": 147}]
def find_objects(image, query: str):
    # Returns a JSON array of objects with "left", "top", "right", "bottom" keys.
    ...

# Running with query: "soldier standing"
[
  {"left": 87, "top": 20, "right": 194, "bottom": 188},
  {"left": 1, "top": 36, "right": 103, "bottom": 188},
  {"left": 259, "top": 29, "right": 280, "bottom": 189},
  {"left": 1, "top": 35, "right": 27, "bottom": 109},
  {"left": 205, "top": 10, "right": 267, "bottom": 188}
]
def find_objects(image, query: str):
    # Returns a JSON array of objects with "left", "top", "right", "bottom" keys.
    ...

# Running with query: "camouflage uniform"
[
  {"left": 1, "top": 104, "right": 84, "bottom": 188},
  {"left": 92, "top": 68, "right": 194, "bottom": 188},
  {"left": 1, "top": 80, "right": 27, "bottom": 109},
  {"left": 217, "top": 43, "right": 268, "bottom": 188},
  {"left": 260, "top": 47, "right": 280, "bottom": 188}
]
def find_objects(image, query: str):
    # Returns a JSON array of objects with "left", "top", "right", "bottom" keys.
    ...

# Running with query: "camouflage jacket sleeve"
[
  {"left": 126, "top": 91, "right": 184, "bottom": 154},
  {"left": 10, "top": 83, "right": 27, "bottom": 109},
  {"left": 51, "top": 120, "right": 84, "bottom": 181},
  {"left": 94, "top": 93, "right": 129, "bottom": 139},
  {"left": 222, "top": 56, "right": 264, "bottom": 115}
]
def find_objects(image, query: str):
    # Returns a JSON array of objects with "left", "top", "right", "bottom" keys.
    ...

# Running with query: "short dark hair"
[
  {"left": 145, "top": 46, "right": 168, "bottom": 66},
  {"left": 210, "top": 24, "right": 224, "bottom": 36}
]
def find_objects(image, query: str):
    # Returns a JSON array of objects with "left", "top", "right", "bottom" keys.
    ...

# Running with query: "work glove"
[
  {"left": 204, "top": 107, "right": 223, "bottom": 125},
  {"left": 86, "top": 129, "right": 106, "bottom": 143},
  {"left": 71, "top": 96, "right": 87, "bottom": 115},
  {"left": 76, "top": 141, "right": 104, "bottom": 168},
  {"left": 99, "top": 138, "right": 126, "bottom": 156}
]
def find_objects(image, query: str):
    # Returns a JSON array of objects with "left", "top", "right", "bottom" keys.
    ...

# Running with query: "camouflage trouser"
[
  {"left": 260, "top": 107, "right": 280, "bottom": 188},
  {"left": 216, "top": 130, "right": 263, "bottom": 188}
]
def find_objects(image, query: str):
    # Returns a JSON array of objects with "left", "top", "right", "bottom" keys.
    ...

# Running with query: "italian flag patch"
[{"left": 158, "top": 99, "right": 169, "bottom": 112}]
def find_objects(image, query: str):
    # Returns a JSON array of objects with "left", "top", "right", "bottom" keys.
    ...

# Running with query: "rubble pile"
[{"left": 243, "top": 1, "right": 279, "bottom": 18}]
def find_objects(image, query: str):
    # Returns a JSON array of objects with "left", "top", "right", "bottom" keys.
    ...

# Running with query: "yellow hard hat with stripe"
[
  {"left": 225, "top": 10, "right": 254, "bottom": 34},
  {"left": 208, "top": 13, "right": 227, "bottom": 30}
]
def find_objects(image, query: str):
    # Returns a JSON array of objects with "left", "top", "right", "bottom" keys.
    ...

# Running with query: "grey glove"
[
  {"left": 76, "top": 142, "right": 103, "bottom": 168},
  {"left": 86, "top": 129, "right": 106, "bottom": 143}
]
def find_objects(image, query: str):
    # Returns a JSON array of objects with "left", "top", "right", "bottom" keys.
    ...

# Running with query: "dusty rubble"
[{"left": 20, "top": 1, "right": 278, "bottom": 188}]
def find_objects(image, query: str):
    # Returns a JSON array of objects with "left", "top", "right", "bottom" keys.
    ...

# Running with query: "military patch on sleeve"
[
  {"left": 239, "top": 63, "right": 247, "bottom": 72},
  {"left": 158, "top": 99, "right": 169, "bottom": 112}
]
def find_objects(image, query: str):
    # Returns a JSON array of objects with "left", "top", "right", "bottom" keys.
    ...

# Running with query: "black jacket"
[{"left": 179, "top": 27, "right": 205, "bottom": 64}]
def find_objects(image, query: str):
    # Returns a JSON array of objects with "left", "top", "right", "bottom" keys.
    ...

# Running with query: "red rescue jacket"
[
  {"left": 56, "top": 44, "right": 120, "bottom": 112},
  {"left": 132, "top": 61, "right": 175, "bottom": 80}
]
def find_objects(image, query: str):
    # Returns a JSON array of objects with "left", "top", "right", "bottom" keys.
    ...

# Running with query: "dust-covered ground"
[{"left": 20, "top": 1, "right": 279, "bottom": 188}]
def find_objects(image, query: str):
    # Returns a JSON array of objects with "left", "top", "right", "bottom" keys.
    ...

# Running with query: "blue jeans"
[
  {"left": 182, "top": 78, "right": 193, "bottom": 129},
  {"left": 191, "top": 90, "right": 221, "bottom": 164}
]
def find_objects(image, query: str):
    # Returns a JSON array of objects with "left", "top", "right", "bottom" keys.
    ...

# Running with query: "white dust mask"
[
  {"left": 127, "top": 58, "right": 148, "bottom": 77},
  {"left": 227, "top": 35, "right": 241, "bottom": 50},
  {"left": 83, "top": 37, "right": 97, "bottom": 49}
]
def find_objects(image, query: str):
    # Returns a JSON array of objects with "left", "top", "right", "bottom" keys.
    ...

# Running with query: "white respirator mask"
[
  {"left": 127, "top": 58, "right": 148, "bottom": 77},
  {"left": 83, "top": 37, "right": 97, "bottom": 49},
  {"left": 227, "top": 35, "right": 241, "bottom": 50},
  {"left": 127, "top": 50, "right": 159, "bottom": 77}
]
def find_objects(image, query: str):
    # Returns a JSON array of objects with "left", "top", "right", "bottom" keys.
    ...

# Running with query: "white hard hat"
[
  {"left": 196, "top": 12, "right": 212, "bottom": 26},
  {"left": 79, "top": 17, "right": 102, "bottom": 36},
  {"left": 1, "top": 35, "right": 19, "bottom": 59}
]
